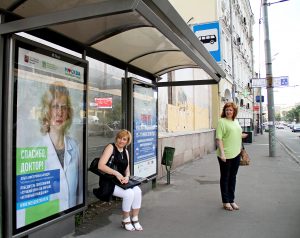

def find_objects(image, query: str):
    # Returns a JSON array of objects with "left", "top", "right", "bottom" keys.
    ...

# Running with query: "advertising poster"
[
  {"left": 133, "top": 84, "right": 158, "bottom": 178},
  {"left": 13, "top": 38, "right": 87, "bottom": 233}
]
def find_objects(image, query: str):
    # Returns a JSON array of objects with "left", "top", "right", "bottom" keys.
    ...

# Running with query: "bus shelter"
[{"left": 0, "top": 0, "right": 225, "bottom": 237}]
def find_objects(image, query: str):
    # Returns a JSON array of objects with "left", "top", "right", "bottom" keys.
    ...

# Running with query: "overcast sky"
[{"left": 251, "top": 0, "right": 300, "bottom": 107}]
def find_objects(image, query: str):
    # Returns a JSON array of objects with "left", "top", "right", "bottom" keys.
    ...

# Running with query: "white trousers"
[{"left": 113, "top": 185, "right": 142, "bottom": 212}]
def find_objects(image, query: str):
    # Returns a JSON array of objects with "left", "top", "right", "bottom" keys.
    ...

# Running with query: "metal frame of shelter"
[{"left": 0, "top": 0, "right": 225, "bottom": 237}]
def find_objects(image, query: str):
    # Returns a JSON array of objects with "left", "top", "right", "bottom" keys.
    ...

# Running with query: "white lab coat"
[
  {"left": 43, "top": 133, "right": 80, "bottom": 210},
  {"left": 16, "top": 133, "right": 81, "bottom": 228}
]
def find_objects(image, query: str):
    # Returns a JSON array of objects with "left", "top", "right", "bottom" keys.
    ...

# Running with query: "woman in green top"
[{"left": 216, "top": 102, "right": 247, "bottom": 211}]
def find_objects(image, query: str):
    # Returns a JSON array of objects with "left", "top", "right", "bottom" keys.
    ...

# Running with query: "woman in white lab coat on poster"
[
  {"left": 17, "top": 81, "right": 82, "bottom": 228},
  {"left": 39, "top": 81, "right": 82, "bottom": 209}
]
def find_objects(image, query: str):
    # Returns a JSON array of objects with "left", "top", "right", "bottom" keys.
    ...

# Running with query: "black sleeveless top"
[
  {"left": 112, "top": 143, "right": 128, "bottom": 176},
  {"left": 96, "top": 143, "right": 129, "bottom": 202}
]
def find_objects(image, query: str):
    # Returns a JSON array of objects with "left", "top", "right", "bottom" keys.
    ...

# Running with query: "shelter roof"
[{"left": 0, "top": 0, "right": 225, "bottom": 83}]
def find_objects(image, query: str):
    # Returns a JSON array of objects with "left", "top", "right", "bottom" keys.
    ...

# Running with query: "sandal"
[
  {"left": 230, "top": 203, "right": 239, "bottom": 210},
  {"left": 132, "top": 220, "right": 143, "bottom": 231},
  {"left": 223, "top": 203, "right": 233, "bottom": 211},
  {"left": 121, "top": 221, "right": 135, "bottom": 231}
]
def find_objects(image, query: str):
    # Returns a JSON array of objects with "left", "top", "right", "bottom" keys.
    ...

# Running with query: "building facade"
[{"left": 170, "top": 0, "right": 255, "bottom": 129}]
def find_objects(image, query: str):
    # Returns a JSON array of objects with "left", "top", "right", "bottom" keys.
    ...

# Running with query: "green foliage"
[
  {"left": 75, "top": 212, "right": 83, "bottom": 226},
  {"left": 284, "top": 105, "right": 300, "bottom": 123},
  {"left": 275, "top": 112, "right": 281, "bottom": 121}
]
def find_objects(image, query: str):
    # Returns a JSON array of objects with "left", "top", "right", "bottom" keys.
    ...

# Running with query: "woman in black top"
[{"left": 98, "top": 129, "right": 143, "bottom": 231}]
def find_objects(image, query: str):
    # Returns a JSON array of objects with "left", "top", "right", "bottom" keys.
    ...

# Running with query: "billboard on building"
[{"left": 11, "top": 36, "right": 87, "bottom": 236}]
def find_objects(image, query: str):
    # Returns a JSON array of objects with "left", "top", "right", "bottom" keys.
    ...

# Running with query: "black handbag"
[{"left": 89, "top": 144, "right": 116, "bottom": 177}]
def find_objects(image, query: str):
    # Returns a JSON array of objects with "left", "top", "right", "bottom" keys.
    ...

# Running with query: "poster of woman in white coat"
[
  {"left": 16, "top": 81, "right": 84, "bottom": 228},
  {"left": 14, "top": 42, "right": 86, "bottom": 230}
]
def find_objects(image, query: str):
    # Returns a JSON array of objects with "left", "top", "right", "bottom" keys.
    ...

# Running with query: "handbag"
[
  {"left": 240, "top": 145, "right": 250, "bottom": 166},
  {"left": 89, "top": 143, "right": 116, "bottom": 177}
]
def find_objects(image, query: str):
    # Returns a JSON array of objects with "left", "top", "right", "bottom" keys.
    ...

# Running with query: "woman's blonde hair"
[
  {"left": 221, "top": 102, "right": 238, "bottom": 120},
  {"left": 115, "top": 129, "right": 132, "bottom": 145},
  {"left": 39, "top": 82, "right": 73, "bottom": 134}
]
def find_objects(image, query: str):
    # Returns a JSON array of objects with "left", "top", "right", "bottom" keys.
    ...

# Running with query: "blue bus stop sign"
[{"left": 255, "top": 95, "right": 264, "bottom": 103}]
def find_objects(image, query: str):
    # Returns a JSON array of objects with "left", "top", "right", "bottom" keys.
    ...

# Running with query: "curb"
[{"left": 276, "top": 137, "right": 300, "bottom": 165}]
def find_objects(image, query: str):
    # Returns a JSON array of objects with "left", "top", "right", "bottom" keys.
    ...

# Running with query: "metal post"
[
  {"left": 229, "top": 0, "right": 236, "bottom": 102},
  {"left": 0, "top": 14, "right": 3, "bottom": 238},
  {"left": 259, "top": 87, "right": 263, "bottom": 134},
  {"left": 263, "top": 0, "right": 276, "bottom": 157},
  {"left": 166, "top": 167, "right": 171, "bottom": 185}
]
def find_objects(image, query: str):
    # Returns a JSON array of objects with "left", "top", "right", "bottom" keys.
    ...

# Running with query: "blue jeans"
[{"left": 218, "top": 154, "right": 240, "bottom": 203}]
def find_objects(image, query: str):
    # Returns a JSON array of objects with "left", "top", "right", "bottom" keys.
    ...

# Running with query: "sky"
[{"left": 250, "top": 0, "right": 300, "bottom": 108}]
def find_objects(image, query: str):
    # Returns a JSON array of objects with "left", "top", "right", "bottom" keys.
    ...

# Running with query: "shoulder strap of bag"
[
  {"left": 241, "top": 142, "right": 245, "bottom": 150},
  {"left": 106, "top": 143, "right": 116, "bottom": 166},
  {"left": 111, "top": 143, "right": 116, "bottom": 156}
]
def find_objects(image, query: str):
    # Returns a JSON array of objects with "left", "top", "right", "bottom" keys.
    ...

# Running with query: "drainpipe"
[{"left": 229, "top": 0, "right": 236, "bottom": 102}]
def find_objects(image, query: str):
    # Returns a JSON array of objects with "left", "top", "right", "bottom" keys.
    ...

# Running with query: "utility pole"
[
  {"left": 259, "top": 88, "right": 263, "bottom": 134},
  {"left": 262, "top": 0, "right": 276, "bottom": 157}
]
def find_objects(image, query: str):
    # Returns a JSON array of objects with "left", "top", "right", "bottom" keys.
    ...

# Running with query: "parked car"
[
  {"left": 276, "top": 124, "right": 284, "bottom": 129},
  {"left": 88, "top": 115, "right": 99, "bottom": 123},
  {"left": 292, "top": 124, "right": 300, "bottom": 132}
]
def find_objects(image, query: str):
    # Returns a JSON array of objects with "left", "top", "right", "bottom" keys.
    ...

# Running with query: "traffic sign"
[
  {"left": 251, "top": 76, "right": 289, "bottom": 88},
  {"left": 255, "top": 95, "right": 264, "bottom": 102},
  {"left": 192, "top": 21, "right": 221, "bottom": 62},
  {"left": 253, "top": 105, "right": 260, "bottom": 111}
]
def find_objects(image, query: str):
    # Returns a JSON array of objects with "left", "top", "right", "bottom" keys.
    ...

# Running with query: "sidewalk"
[{"left": 71, "top": 133, "right": 300, "bottom": 238}]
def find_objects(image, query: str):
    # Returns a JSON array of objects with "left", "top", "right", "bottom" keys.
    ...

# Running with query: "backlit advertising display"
[
  {"left": 133, "top": 83, "right": 158, "bottom": 178},
  {"left": 95, "top": 97, "right": 113, "bottom": 108},
  {"left": 12, "top": 36, "right": 87, "bottom": 235}
]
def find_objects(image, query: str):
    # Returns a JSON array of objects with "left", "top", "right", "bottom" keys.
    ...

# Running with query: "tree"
[
  {"left": 284, "top": 105, "right": 300, "bottom": 123},
  {"left": 275, "top": 112, "right": 281, "bottom": 121}
]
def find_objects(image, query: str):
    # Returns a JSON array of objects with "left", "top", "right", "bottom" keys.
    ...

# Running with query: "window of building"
[{"left": 158, "top": 68, "right": 212, "bottom": 133}]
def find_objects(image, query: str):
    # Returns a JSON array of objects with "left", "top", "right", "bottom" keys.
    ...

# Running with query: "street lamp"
[
  {"left": 262, "top": 0, "right": 289, "bottom": 157},
  {"left": 271, "top": 52, "right": 279, "bottom": 62},
  {"left": 266, "top": 0, "right": 290, "bottom": 6}
]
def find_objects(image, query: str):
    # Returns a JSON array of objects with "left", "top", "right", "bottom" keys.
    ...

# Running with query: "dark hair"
[{"left": 221, "top": 102, "right": 238, "bottom": 120}]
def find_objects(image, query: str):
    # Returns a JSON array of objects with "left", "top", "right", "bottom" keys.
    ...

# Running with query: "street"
[{"left": 275, "top": 126, "right": 300, "bottom": 163}]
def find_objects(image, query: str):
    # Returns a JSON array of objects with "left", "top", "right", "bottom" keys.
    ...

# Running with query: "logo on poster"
[
  {"left": 65, "top": 67, "right": 81, "bottom": 79},
  {"left": 24, "top": 54, "right": 39, "bottom": 64},
  {"left": 42, "top": 61, "right": 58, "bottom": 70}
]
